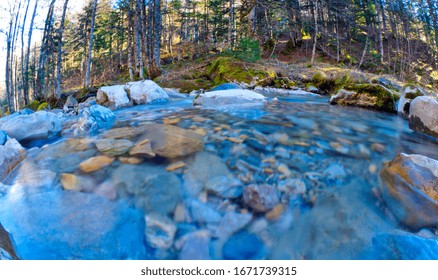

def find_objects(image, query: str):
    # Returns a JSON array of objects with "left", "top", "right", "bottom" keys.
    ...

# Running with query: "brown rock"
[
  {"left": 265, "top": 204, "right": 284, "bottom": 221},
  {"left": 129, "top": 139, "right": 155, "bottom": 158},
  {"left": 166, "top": 161, "right": 186, "bottom": 172},
  {"left": 0, "top": 223, "right": 18, "bottom": 260},
  {"left": 243, "top": 184, "right": 280, "bottom": 213},
  {"left": 379, "top": 153, "right": 438, "bottom": 229},
  {"left": 0, "top": 138, "right": 26, "bottom": 181},
  {"left": 163, "top": 118, "right": 181, "bottom": 125},
  {"left": 79, "top": 155, "right": 114, "bottom": 173},
  {"left": 137, "top": 124, "right": 204, "bottom": 159},
  {"left": 102, "top": 127, "right": 142, "bottom": 140},
  {"left": 61, "top": 173, "right": 81, "bottom": 191},
  {"left": 118, "top": 156, "right": 143, "bottom": 164}
]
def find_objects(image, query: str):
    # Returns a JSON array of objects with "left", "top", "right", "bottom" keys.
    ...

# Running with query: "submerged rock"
[
  {"left": 138, "top": 124, "right": 203, "bottom": 159},
  {"left": 97, "top": 85, "right": 131, "bottom": 109},
  {"left": 145, "top": 213, "right": 176, "bottom": 250},
  {"left": 73, "top": 105, "right": 116, "bottom": 136},
  {"left": 129, "top": 139, "right": 155, "bottom": 158},
  {"left": 111, "top": 164, "right": 182, "bottom": 215},
  {"left": 125, "top": 80, "right": 169, "bottom": 105},
  {"left": 0, "top": 191, "right": 146, "bottom": 259},
  {"left": 94, "top": 139, "right": 134, "bottom": 156},
  {"left": 0, "top": 130, "right": 7, "bottom": 145},
  {"left": 177, "top": 230, "right": 211, "bottom": 260},
  {"left": 369, "top": 232, "right": 438, "bottom": 259},
  {"left": 79, "top": 155, "right": 115, "bottom": 173},
  {"left": 379, "top": 153, "right": 438, "bottom": 229},
  {"left": 223, "top": 231, "right": 265, "bottom": 260},
  {"left": 243, "top": 184, "right": 280, "bottom": 213},
  {"left": 409, "top": 96, "right": 438, "bottom": 139},
  {"left": 194, "top": 89, "right": 266, "bottom": 106},
  {"left": 0, "top": 138, "right": 26, "bottom": 181},
  {"left": 0, "top": 111, "right": 62, "bottom": 143},
  {"left": 330, "top": 84, "right": 396, "bottom": 113}
]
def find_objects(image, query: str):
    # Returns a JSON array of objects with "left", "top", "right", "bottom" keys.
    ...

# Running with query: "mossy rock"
[
  {"left": 27, "top": 100, "right": 40, "bottom": 111},
  {"left": 331, "top": 84, "right": 397, "bottom": 113},
  {"left": 37, "top": 102, "right": 49, "bottom": 111},
  {"left": 159, "top": 79, "right": 213, "bottom": 93},
  {"left": 312, "top": 72, "right": 350, "bottom": 95},
  {"left": 206, "top": 57, "right": 269, "bottom": 86}
]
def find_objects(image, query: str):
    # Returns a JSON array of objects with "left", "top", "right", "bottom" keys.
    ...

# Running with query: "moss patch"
[
  {"left": 159, "top": 79, "right": 213, "bottom": 93},
  {"left": 206, "top": 57, "right": 269, "bottom": 86},
  {"left": 342, "top": 84, "right": 397, "bottom": 112},
  {"left": 312, "top": 72, "right": 350, "bottom": 95},
  {"left": 27, "top": 100, "right": 40, "bottom": 111},
  {"left": 37, "top": 102, "right": 49, "bottom": 111}
]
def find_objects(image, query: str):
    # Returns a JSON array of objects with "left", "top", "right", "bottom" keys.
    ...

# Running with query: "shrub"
[{"left": 233, "top": 38, "right": 261, "bottom": 62}]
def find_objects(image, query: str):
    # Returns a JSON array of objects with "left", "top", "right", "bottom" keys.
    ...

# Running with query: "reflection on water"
[{"left": 1, "top": 93, "right": 438, "bottom": 260}]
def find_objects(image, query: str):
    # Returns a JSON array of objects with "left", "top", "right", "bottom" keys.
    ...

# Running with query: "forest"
[{"left": 1, "top": 0, "right": 438, "bottom": 112}]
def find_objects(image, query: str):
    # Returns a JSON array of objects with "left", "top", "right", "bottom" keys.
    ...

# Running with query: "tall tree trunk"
[
  {"left": 84, "top": 0, "right": 98, "bottom": 90},
  {"left": 24, "top": 0, "right": 38, "bottom": 104},
  {"left": 5, "top": 11, "right": 14, "bottom": 112},
  {"left": 427, "top": 0, "right": 438, "bottom": 52},
  {"left": 154, "top": 0, "right": 161, "bottom": 67},
  {"left": 56, "top": 0, "right": 69, "bottom": 98},
  {"left": 127, "top": 6, "right": 134, "bottom": 81},
  {"left": 20, "top": 0, "right": 31, "bottom": 106},
  {"left": 311, "top": 0, "right": 318, "bottom": 64}
]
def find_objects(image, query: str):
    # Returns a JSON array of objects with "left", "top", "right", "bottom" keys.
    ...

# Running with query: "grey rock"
[
  {"left": 213, "top": 212, "right": 253, "bottom": 240},
  {"left": 194, "top": 89, "right": 266, "bottom": 106},
  {"left": 125, "top": 80, "right": 169, "bottom": 105},
  {"left": 97, "top": 85, "right": 132, "bottom": 109},
  {"left": 1, "top": 111, "right": 62, "bottom": 143},
  {"left": 409, "top": 96, "right": 438, "bottom": 139},
  {"left": 112, "top": 164, "right": 182, "bottom": 215},
  {"left": 397, "top": 85, "right": 425, "bottom": 117},
  {"left": 205, "top": 176, "right": 243, "bottom": 199},
  {"left": 95, "top": 138, "right": 134, "bottom": 156},
  {"left": 0, "top": 138, "right": 26, "bottom": 181},
  {"left": 184, "top": 152, "right": 236, "bottom": 196}
]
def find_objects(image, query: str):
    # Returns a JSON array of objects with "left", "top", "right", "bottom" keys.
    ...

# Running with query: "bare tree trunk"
[
  {"left": 56, "top": 0, "right": 69, "bottom": 98},
  {"left": 134, "top": 0, "right": 144, "bottom": 80},
  {"left": 154, "top": 0, "right": 161, "bottom": 67},
  {"left": 5, "top": 11, "right": 14, "bottom": 112},
  {"left": 358, "top": 32, "right": 369, "bottom": 69},
  {"left": 377, "top": 4, "right": 384, "bottom": 63},
  {"left": 228, "top": 0, "right": 235, "bottom": 50},
  {"left": 311, "top": 0, "right": 318, "bottom": 64},
  {"left": 84, "top": 0, "right": 98, "bottom": 90},
  {"left": 127, "top": 10, "right": 134, "bottom": 81},
  {"left": 20, "top": 0, "right": 31, "bottom": 106}
]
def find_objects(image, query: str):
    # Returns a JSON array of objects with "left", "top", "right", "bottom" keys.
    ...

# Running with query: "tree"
[
  {"left": 84, "top": 0, "right": 98, "bottom": 90},
  {"left": 56, "top": 0, "right": 70, "bottom": 98}
]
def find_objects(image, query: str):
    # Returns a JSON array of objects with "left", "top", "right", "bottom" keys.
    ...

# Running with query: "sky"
[{"left": 0, "top": 0, "right": 85, "bottom": 96}]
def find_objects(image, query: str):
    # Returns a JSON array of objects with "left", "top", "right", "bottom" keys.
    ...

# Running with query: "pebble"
[
  {"left": 192, "top": 116, "right": 207, "bottom": 122},
  {"left": 163, "top": 117, "right": 181, "bottom": 125},
  {"left": 118, "top": 156, "right": 143, "bottom": 164},
  {"left": 60, "top": 173, "right": 82, "bottom": 192},
  {"left": 265, "top": 204, "right": 284, "bottom": 221},
  {"left": 226, "top": 137, "right": 243, "bottom": 144},
  {"left": 243, "top": 184, "right": 280, "bottom": 213},
  {"left": 166, "top": 161, "right": 186, "bottom": 172},
  {"left": 95, "top": 139, "right": 134, "bottom": 156},
  {"left": 371, "top": 143, "right": 385, "bottom": 153},
  {"left": 145, "top": 214, "right": 177, "bottom": 250},
  {"left": 129, "top": 139, "right": 155, "bottom": 158},
  {"left": 277, "top": 163, "right": 292, "bottom": 177},
  {"left": 368, "top": 164, "right": 378, "bottom": 174},
  {"left": 94, "top": 180, "right": 117, "bottom": 200},
  {"left": 193, "top": 128, "right": 207, "bottom": 136},
  {"left": 79, "top": 156, "right": 114, "bottom": 173}
]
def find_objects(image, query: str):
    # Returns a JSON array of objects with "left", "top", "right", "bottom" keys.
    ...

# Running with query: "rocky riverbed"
[{"left": 1, "top": 82, "right": 438, "bottom": 260}]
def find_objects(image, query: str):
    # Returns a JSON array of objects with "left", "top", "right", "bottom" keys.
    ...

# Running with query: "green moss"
[
  {"left": 27, "top": 100, "right": 40, "bottom": 111},
  {"left": 344, "top": 83, "right": 397, "bottom": 112},
  {"left": 206, "top": 57, "right": 269, "bottom": 86},
  {"left": 37, "top": 102, "right": 49, "bottom": 111},
  {"left": 312, "top": 72, "right": 350, "bottom": 95},
  {"left": 159, "top": 79, "right": 213, "bottom": 93}
]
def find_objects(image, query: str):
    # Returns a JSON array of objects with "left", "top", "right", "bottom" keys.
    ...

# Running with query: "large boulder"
[
  {"left": 125, "top": 80, "right": 169, "bottom": 105},
  {"left": 193, "top": 89, "right": 266, "bottom": 106},
  {"left": 97, "top": 85, "right": 131, "bottom": 110},
  {"left": 397, "top": 85, "right": 425, "bottom": 117},
  {"left": 0, "top": 130, "right": 7, "bottom": 145},
  {"left": 330, "top": 84, "right": 397, "bottom": 113},
  {"left": 379, "top": 153, "right": 438, "bottom": 230},
  {"left": 409, "top": 96, "right": 438, "bottom": 139},
  {"left": 0, "top": 138, "right": 26, "bottom": 181},
  {"left": 0, "top": 191, "right": 146, "bottom": 259},
  {"left": 72, "top": 105, "right": 116, "bottom": 136},
  {"left": 0, "top": 111, "right": 62, "bottom": 143},
  {"left": 138, "top": 124, "right": 203, "bottom": 159}
]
